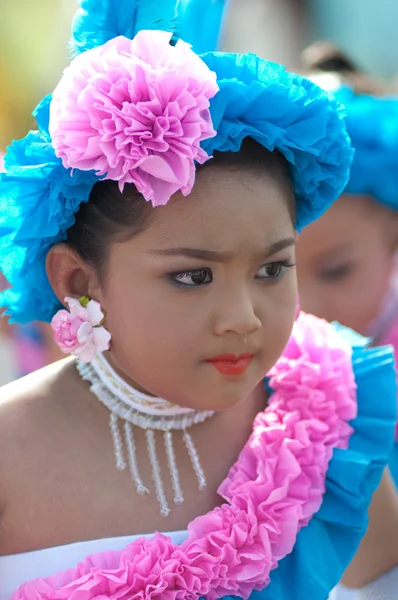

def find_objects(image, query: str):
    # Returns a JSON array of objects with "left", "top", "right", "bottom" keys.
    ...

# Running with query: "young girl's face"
[
  {"left": 94, "top": 165, "right": 297, "bottom": 411},
  {"left": 296, "top": 194, "right": 398, "bottom": 334}
]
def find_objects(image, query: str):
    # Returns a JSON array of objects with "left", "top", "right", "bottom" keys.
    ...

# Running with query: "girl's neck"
[{"left": 104, "top": 352, "right": 157, "bottom": 397}]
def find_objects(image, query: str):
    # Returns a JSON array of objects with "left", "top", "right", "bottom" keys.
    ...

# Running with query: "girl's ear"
[{"left": 46, "top": 243, "right": 99, "bottom": 307}]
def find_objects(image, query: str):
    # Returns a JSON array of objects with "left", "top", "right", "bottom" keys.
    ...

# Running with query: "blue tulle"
[
  {"left": 72, "top": 0, "right": 157, "bottom": 53},
  {"left": 0, "top": 96, "right": 99, "bottom": 323},
  {"left": 333, "top": 87, "right": 398, "bottom": 211},
  {"left": 176, "top": 0, "right": 228, "bottom": 54},
  {"left": 389, "top": 444, "right": 398, "bottom": 489},
  {"left": 216, "top": 329, "right": 397, "bottom": 600},
  {"left": 71, "top": 0, "right": 228, "bottom": 55}
]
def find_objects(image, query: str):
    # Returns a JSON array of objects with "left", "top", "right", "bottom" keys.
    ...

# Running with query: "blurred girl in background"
[
  {"left": 298, "top": 44, "right": 398, "bottom": 465},
  {"left": 297, "top": 41, "right": 398, "bottom": 600}
]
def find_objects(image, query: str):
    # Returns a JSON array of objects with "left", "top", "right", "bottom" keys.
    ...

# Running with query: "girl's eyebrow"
[
  {"left": 316, "top": 243, "right": 355, "bottom": 263},
  {"left": 148, "top": 237, "right": 295, "bottom": 263}
]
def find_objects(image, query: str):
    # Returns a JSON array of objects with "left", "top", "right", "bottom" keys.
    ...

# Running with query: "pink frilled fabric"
[
  {"left": 13, "top": 313, "right": 357, "bottom": 600},
  {"left": 49, "top": 31, "right": 218, "bottom": 206}
]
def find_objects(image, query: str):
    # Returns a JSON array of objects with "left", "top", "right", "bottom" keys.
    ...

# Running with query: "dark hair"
[
  {"left": 301, "top": 41, "right": 386, "bottom": 96},
  {"left": 66, "top": 137, "right": 293, "bottom": 273}
]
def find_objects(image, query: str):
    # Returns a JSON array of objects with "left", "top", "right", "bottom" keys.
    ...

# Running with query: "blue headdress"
[
  {"left": 333, "top": 86, "right": 398, "bottom": 210},
  {"left": 0, "top": 0, "right": 353, "bottom": 324}
]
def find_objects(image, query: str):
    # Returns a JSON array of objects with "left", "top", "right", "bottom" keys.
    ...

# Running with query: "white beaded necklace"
[{"left": 77, "top": 353, "right": 214, "bottom": 516}]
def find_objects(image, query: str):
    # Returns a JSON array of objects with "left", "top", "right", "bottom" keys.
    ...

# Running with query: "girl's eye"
[
  {"left": 318, "top": 263, "right": 353, "bottom": 282},
  {"left": 256, "top": 261, "right": 295, "bottom": 280},
  {"left": 171, "top": 269, "right": 213, "bottom": 287}
]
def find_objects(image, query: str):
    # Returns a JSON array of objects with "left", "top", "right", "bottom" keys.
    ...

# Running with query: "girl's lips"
[{"left": 207, "top": 353, "right": 254, "bottom": 376}]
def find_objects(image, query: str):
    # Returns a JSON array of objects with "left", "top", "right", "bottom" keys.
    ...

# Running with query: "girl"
[
  {"left": 297, "top": 43, "right": 398, "bottom": 339},
  {"left": 0, "top": 4, "right": 397, "bottom": 600},
  {"left": 297, "top": 43, "right": 398, "bottom": 480},
  {"left": 296, "top": 42, "right": 398, "bottom": 600}
]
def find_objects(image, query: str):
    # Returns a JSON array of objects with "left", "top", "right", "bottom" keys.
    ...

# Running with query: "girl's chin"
[{"left": 193, "top": 381, "right": 263, "bottom": 412}]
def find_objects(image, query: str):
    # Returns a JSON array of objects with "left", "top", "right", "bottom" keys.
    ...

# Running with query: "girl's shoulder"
[
  {"left": 0, "top": 358, "right": 75, "bottom": 434},
  {"left": 0, "top": 359, "right": 80, "bottom": 552}
]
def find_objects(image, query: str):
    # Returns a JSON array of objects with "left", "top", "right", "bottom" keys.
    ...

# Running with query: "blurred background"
[
  {"left": 1, "top": 0, "right": 398, "bottom": 384},
  {"left": 2, "top": 0, "right": 398, "bottom": 151}
]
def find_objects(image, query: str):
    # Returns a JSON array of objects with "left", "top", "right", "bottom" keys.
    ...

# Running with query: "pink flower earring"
[{"left": 51, "top": 296, "right": 111, "bottom": 363}]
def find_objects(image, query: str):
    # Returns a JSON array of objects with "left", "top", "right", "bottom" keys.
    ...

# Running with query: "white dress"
[{"left": 330, "top": 587, "right": 358, "bottom": 600}]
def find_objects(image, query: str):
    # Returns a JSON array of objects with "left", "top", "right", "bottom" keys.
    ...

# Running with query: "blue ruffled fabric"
[
  {"left": 71, "top": 0, "right": 174, "bottom": 54},
  {"left": 218, "top": 327, "right": 397, "bottom": 600},
  {"left": 201, "top": 52, "right": 353, "bottom": 231},
  {"left": 0, "top": 96, "right": 99, "bottom": 323},
  {"left": 333, "top": 87, "right": 398, "bottom": 211},
  {"left": 389, "top": 444, "right": 398, "bottom": 489},
  {"left": 72, "top": 0, "right": 227, "bottom": 55}
]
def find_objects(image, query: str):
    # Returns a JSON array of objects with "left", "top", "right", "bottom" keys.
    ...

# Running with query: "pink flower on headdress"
[
  {"left": 49, "top": 30, "right": 219, "bottom": 206},
  {"left": 51, "top": 297, "right": 111, "bottom": 362}
]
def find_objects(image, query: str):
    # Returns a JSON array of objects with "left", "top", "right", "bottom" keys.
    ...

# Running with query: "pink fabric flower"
[
  {"left": 51, "top": 296, "right": 111, "bottom": 362},
  {"left": 15, "top": 313, "right": 356, "bottom": 600},
  {"left": 49, "top": 30, "right": 218, "bottom": 206}
]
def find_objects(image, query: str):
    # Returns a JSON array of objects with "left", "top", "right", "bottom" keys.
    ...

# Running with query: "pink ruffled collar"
[{"left": 13, "top": 313, "right": 357, "bottom": 600}]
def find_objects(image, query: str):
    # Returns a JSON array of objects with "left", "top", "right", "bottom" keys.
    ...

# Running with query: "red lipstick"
[{"left": 207, "top": 353, "right": 254, "bottom": 376}]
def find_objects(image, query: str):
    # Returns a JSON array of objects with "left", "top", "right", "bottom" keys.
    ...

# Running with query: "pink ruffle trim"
[{"left": 13, "top": 313, "right": 357, "bottom": 600}]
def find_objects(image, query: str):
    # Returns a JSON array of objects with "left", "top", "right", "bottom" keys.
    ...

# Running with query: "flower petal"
[
  {"left": 86, "top": 299, "right": 105, "bottom": 326},
  {"left": 92, "top": 326, "right": 112, "bottom": 353},
  {"left": 76, "top": 341, "right": 97, "bottom": 363}
]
